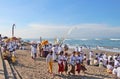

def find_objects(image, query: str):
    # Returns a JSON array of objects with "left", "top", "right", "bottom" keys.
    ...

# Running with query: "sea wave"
[
  {"left": 79, "top": 39, "right": 88, "bottom": 41},
  {"left": 94, "top": 38, "right": 101, "bottom": 40},
  {"left": 110, "top": 38, "right": 120, "bottom": 41},
  {"left": 64, "top": 39, "right": 72, "bottom": 41}
]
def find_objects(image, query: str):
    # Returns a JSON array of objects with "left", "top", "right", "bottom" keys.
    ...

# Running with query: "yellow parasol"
[{"left": 41, "top": 40, "right": 49, "bottom": 46}]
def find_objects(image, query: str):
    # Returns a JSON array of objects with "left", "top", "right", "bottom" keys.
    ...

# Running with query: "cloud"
[{"left": 1, "top": 23, "right": 120, "bottom": 39}]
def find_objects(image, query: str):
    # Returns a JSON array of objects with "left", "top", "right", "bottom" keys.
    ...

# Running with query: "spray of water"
[{"left": 59, "top": 26, "right": 78, "bottom": 45}]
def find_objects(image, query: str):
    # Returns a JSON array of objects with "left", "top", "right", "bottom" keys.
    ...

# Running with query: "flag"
[{"left": 12, "top": 24, "right": 15, "bottom": 37}]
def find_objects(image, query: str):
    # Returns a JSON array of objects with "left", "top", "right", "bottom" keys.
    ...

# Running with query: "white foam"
[
  {"left": 110, "top": 38, "right": 120, "bottom": 41},
  {"left": 95, "top": 38, "right": 101, "bottom": 40},
  {"left": 79, "top": 39, "right": 88, "bottom": 41},
  {"left": 96, "top": 47, "right": 120, "bottom": 53}
]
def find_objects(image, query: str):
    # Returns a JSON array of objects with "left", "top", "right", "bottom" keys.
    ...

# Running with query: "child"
[
  {"left": 58, "top": 51, "right": 64, "bottom": 75},
  {"left": 46, "top": 51, "right": 53, "bottom": 74},
  {"left": 64, "top": 53, "right": 68, "bottom": 75}
]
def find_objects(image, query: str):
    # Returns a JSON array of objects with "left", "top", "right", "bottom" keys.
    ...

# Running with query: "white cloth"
[
  {"left": 103, "top": 54, "right": 107, "bottom": 60},
  {"left": 75, "top": 47, "right": 80, "bottom": 52},
  {"left": 114, "top": 60, "right": 120, "bottom": 67},
  {"left": 52, "top": 51, "right": 57, "bottom": 60},
  {"left": 70, "top": 55, "right": 76, "bottom": 65},
  {"left": 98, "top": 57, "right": 103, "bottom": 63},
  {"left": 116, "top": 67, "right": 120, "bottom": 78},
  {"left": 52, "top": 46, "right": 58, "bottom": 54},
  {"left": 58, "top": 55, "right": 64, "bottom": 64},
  {"left": 112, "top": 68, "right": 117, "bottom": 75},
  {"left": 31, "top": 45, "right": 37, "bottom": 57},
  {"left": 103, "top": 58, "right": 108, "bottom": 66},
  {"left": 107, "top": 65, "right": 113, "bottom": 70},
  {"left": 46, "top": 54, "right": 53, "bottom": 63},
  {"left": 76, "top": 56, "right": 83, "bottom": 64},
  {"left": 89, "top": 51, "right": 93, "bottom": 59},
  {"left": 108, "top": 55, "right": 112, "bottom": 62}
]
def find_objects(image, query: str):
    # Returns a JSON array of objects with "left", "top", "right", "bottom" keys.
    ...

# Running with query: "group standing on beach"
[
  {"left": 0, "top": 34, "right": 24, "bottom": 63},
  {"left": 31, "top": 43, "right": 87, "bottom": 75},
  {"left": 2, "top": 35, "right": 118, "bottom": 79},
  {"left": 30, "top": 42, "right": 120, "bottom": 78}
]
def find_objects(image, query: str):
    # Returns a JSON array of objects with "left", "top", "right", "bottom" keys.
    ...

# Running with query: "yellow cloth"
[
  {"left": 12, "top": 56, "right": 16, "bottom": 63},
  {"left": 48, "top": 61, "right": 53, "bottom": 73},
  {"left": 106, "top": 69, "right": 112, "bottom": 74},
  {"left": 2, "top": 51, "right": 10, "bottom": 59}
]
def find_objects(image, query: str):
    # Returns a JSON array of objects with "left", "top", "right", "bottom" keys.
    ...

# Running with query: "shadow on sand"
[{"left": 53, "top": 74, "right": 104, "bottom": 79}]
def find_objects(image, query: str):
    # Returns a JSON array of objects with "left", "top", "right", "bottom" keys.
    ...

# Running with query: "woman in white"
[
  {"left": 31, "top": 43, "right": 37, "bottom": 59},
  {"left": 58, "top": 51, "right": 64, "bottom": 74}
]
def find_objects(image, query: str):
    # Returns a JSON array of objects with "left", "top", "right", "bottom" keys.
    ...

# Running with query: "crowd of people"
[
  {"left": 1, "top": 34, "right": 119, "bottom": 78},
  {"left": 0, "top": 34, "right": 24, "bottom": 63},
  {"left": 30, "top": 42, "right": 120, "bottom": 78}
]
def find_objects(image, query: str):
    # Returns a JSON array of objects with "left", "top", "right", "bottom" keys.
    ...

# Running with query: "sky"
[{"left": 0, "top": 0, "right": 120, "bottom": 39}]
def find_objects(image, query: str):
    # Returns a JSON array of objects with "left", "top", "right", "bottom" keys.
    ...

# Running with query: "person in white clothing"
[
  {"left": 115, "top": 66, "right": 120, "bottom": 78},
  {"left": 68, "top": 51, "right": 76, "bottom": 75},
  {"left": 106, "top": 62, "right": 113, "bottom": 74},
  {"left": 58, "top": 51, "right": 64, "bottom": 74},
  {"left": 46, "top": 51, "right": 53, "bottom": 74},
  {"left": 89, "top": 51, "right": 94, "bottom": 65},
  {"left": 75, "top": 46, "right": 80, "bottom": 52},
  {"left": 89, "top": 51, "right": 94, "bottom": 59},
  {"left": 76, "top": 52, "right": 83, "bottom": 74},
  {"left": 31, "top": 43, "right": 37, "bottom": 59},
  {"left": 112, "top": 66, "right": 117, "bottom": 77},
  {"left": 114, "top": 58, "right": 120, "bottom": 67}
]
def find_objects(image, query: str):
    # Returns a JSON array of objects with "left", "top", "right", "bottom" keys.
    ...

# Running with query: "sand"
[{"left": 14, "top": 46, "right": 117, "bottom": 79}]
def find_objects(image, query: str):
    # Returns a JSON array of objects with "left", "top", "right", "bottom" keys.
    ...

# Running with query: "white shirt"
[
  {"left": 52, "top": 46, "right": 58, "bottom": 54},
  {"left": 103, "top": 54, "right": 107, "bottom": 60},
  {"left": 103, "top": 58, "right": 108, "bottom": 66},
  {"left": 107, "top": 65, "right": 113, "bottom": 70},
  {"left": 89, "top": 52, "right": 93, "bottom": 59},
  {"left": 98, "top": 57, "right": 103, "bottom": 63},
  {"left": 31, "top": 45, "right": 37, "bottom": 53},
  {"left": 58, "top": 55, "right": 64, "bottom": 64},
  {"left": 108, "top": 55, "right": 112, "bottom": 62},
  {"left": 113, "top": 55, "right": 117, "bottom": 60},
  {"left": 46, "top": 54, "right": 53, "bottom": 63},
  {"left": 116, "top": 67, "right": 120, "bottom": 78},
  {"left": 112, "top": 68, "right": 117, "bottom": 75},
  {"left": 76, "top": 56, "right": 83, "bottom": 64},
  {"left": 114, "top": 60, "right": 120, "bottom": 67},
  {"left": 70, "top": 55, "right": 76, "bottom": 65},
  {"left": 75, "top": 47, "right": 80, "bottom": 52}
]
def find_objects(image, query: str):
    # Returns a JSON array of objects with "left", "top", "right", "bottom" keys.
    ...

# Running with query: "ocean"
[{"left": 23, "top": 38, "right": 120, "bottom": 53}]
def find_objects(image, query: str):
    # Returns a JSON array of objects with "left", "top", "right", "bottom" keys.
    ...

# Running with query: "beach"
[{"left": 13, "top": 45, "right": 117, "bottom": 79}]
